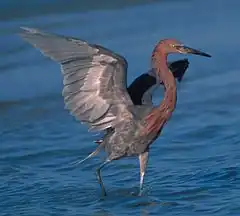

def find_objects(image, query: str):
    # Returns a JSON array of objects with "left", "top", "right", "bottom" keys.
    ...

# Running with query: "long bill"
[{"left": 181, "top": 45, "right": 211, "bottom": 57}]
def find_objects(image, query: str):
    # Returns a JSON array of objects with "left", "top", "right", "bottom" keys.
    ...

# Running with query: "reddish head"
[{"left": 153, "top": 38, "right": 211, "bottom": 57}]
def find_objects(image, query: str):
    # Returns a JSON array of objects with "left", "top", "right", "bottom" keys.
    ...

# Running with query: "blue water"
[{"left": 1, "top": 0, "right": 240, "bottom": 215}]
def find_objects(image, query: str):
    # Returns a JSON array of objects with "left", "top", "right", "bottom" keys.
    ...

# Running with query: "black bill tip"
[{"left": 182, "top": 45, "right": 211, "bottom": 58}]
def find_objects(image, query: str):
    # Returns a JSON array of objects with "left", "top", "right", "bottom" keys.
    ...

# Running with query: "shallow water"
[{"left": 1, "top": 0, "right": 240, "bottom": 215}]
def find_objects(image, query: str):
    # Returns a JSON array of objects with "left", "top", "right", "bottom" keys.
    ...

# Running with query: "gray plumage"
[
  {"left": 20, "top": 27, "right": 205, "bottom": 196},
  {"left": 19, "top": 27, "right": 156, "bottom": 159}
]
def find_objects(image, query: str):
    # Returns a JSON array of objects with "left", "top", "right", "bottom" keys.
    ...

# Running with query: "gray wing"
[{"left": 19, "top": 27, "right": 134, "bottom": 132}]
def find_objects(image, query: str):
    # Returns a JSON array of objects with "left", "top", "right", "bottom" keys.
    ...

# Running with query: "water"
[{"left": 1, "top": 0, "right": 240, "bottom": 215}]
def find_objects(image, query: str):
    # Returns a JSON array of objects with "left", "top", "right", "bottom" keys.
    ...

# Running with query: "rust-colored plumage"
[
  {"left": 19, "top": 28, "right": 211, "bottom": 196},
  {"left": 144, "top": 40, "right": 178, "bottom": 135}
]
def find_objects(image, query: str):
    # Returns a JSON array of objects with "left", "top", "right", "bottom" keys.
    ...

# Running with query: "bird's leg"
[
  {"left": 96, "top": 159, "right": 110, "bottom": 196},
  {"left": 139, "top": 151, "right": 149, "bottom": 195}
]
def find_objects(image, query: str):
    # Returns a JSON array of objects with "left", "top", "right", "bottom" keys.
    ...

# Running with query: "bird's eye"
[{"left": 170, "top": 44, "right": 175, "bottom": 48}]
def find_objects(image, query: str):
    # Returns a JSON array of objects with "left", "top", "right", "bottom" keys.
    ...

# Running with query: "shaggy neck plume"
[
  {"left": 152, "top": 48, "right": 177, "bottom": 120},
  {"left": 143, "top": 43, "right": 178, "bottom": 135}
]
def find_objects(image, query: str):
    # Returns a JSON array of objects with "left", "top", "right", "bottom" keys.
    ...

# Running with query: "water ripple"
[{"left": 1, "top": 0, "right": 240, "bottom": 215}]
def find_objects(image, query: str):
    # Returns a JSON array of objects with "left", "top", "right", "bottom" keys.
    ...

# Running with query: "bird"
[
  {"left": 94, "top": 59, "right": 189, "bottom": 144},
  {"left": 19, "top": 27, "right": 211, "bottom": 196}
]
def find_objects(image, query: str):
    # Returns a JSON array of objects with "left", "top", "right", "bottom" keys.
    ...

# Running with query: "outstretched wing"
[
  {"left": 19, "top": 27, "right": 134, "bottom": 132},
  {"left": 168, "top": 59, "right": 189, "bottom": 82}
]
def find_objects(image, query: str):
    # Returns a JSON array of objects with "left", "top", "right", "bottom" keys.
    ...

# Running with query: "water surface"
[{"left": 1, "top": 0, "right": 240, "bottom": 215}]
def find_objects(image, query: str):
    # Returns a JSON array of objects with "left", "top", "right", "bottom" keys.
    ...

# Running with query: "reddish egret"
[{"left": 19, "top": 27, "right": 211, "bottom": 196}]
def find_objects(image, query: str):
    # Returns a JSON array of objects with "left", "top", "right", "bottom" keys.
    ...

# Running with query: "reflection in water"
[
  {"left": 1, "top": 0, "right": 240, "bottom": 215},
  {"left": 93, "top": 186, "right": 181, "bottom": 216}
]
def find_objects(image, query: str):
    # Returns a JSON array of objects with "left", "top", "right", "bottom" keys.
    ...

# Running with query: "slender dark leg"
[
  {"left": 139, "top": 151, "right": 149, "bottom": 195},
  {"left": 96, "top": 159, "right": 110, "bottom": 196}
]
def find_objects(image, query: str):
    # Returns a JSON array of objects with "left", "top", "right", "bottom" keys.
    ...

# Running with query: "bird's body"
[
  {"left": 19, "top": 27, "right": 211, "bottom": 196},
  {"left": 103, "top": 105, "right": 153, "bottom": 158}
]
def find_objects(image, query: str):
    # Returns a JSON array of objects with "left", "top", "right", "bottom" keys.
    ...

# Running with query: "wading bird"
[{"left": 19, "top": 27, "right": 211, "bottom": 196}]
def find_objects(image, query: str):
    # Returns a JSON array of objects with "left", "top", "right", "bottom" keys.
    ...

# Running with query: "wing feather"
[{"left": 19, "top": 27, "right": 133, "bottom": 131}]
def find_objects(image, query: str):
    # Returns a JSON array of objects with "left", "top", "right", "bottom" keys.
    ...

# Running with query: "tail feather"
[
  {"left": 94, "top": 139, "right": 103, "bottom": 144},
  {"left": 71, "top": 143, "right": 104, "bottom": 166}
]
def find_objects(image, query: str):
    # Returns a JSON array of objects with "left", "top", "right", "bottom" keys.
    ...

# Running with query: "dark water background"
[{"left": 1, "top": 0, "right": 240, "bottom": 215}]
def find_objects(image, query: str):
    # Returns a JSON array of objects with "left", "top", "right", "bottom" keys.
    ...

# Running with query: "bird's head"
[{"left": 156, "top": 39, "right": 211, "bottom": 57}]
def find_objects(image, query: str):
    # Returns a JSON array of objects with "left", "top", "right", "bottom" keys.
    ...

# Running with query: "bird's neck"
[
  {"left": 141, "top": 49, "right": 177, "bottom": 135},
  {"left": 154, "top": 52, "right": 177, "bottom": 118}
]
